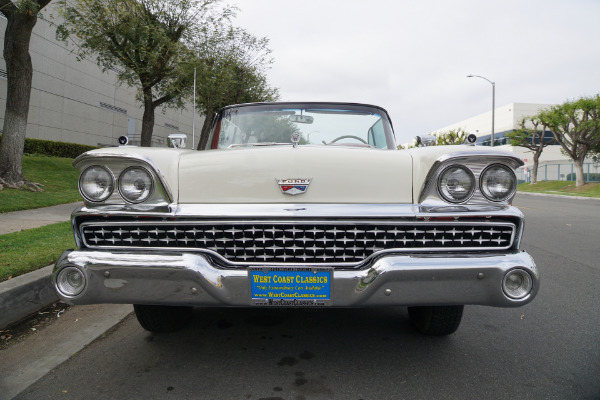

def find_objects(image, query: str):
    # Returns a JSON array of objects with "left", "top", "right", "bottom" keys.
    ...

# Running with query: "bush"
[
  {"left": 0, "top": 135, "right": 98, "bottom": 158},
  {"left": 566, "top": 172, "right": 600, "bottom": 182}
]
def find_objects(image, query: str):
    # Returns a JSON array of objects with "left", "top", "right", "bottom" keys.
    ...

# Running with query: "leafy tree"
[
  {"left": 590, "top": 140, "right": 600, "bottom": 166},
  {"left": 506, "top": 117, "right": 554, "bottom": 184},
  {"left": 194, "top": 26, "right": 278, "bottom": 149},
  {"left": 537, "top": 95, "right": 600, "bottom": 186},
  {"left": 57, "top": 0, "right": 233, "bottom": 147},
  {"left": 432, "top": 128, "right": 469, "bottom": 145},
  {"left": 0, "top": 0, "right": 52, "bottom": 191}
]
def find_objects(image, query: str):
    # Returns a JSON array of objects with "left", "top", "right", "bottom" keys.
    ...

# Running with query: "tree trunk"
[
  {"left": 531, "top": 154, "right": 539, "bottom": 184},
  {"left": 140, "top": 91, "right": 155, "bottom": 147},
  {"left": 574, "top": 158, "right": 585, "bottom": 187},
  {"left": 0, "top": 11, "right": 37, "bottom": 187},
  {"left": 197, "top": 113, "right": 214, "bottom": 150}
]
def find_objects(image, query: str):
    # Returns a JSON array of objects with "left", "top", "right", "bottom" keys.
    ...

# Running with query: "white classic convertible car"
[{"left": 53, "top": 102, "right": 538, "bottom": 336}]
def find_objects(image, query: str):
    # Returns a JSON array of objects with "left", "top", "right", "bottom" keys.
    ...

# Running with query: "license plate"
[{"left": 249, "top": 267, "right": 332, "bottom": 306}]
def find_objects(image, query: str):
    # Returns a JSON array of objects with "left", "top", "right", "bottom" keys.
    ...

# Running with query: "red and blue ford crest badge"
[{"left": 276, "top": 178, "right": 312, "bottom": 195}]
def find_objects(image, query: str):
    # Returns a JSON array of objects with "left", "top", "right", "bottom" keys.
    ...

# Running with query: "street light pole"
[
  {"left": 192, "top": 67, "right": 196, "bottom": 149},
  {"left": 467, "top": 74, "right": 495, "bottom": 147}
]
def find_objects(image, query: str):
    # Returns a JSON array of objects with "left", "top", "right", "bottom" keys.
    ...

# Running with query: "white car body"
[{"left": 53, "top": 102, "right": 538, "bottom": 335}]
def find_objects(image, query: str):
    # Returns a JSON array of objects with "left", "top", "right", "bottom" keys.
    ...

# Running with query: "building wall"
[
  {"left": 427, "top": 102, "right": 578, "bottom": 165},
  {"left": 430, "top": 103, "right": 554, "bottom": 137},
  {"left": 0, "top": 5, "right": 203, "bottom": 149}
]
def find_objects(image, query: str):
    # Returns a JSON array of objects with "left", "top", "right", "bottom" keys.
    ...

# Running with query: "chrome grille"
[{"left": 80, "top": 220, "right": 516, "bottom": 265}]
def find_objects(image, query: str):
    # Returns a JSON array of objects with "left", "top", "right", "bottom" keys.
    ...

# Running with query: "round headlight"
[
  {"left": 79, "top": 166, "right": 114, "bottom": 202},
  {"left": 56, "top": 266, "right": 86, "bottom": 297},
  {"left": 118, "top": 167, "right": 154, "bottom": 203},
  {"left": 438, "top": 165, "right": 475, "bottom": 203},
  {"left": 502, "top": 269, "right": 533, "bottom": 299},
  {"left": 480, "top": 164, "right": 516, "bottom": 201}
]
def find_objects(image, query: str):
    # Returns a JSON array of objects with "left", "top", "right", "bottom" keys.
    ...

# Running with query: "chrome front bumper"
[{"left": 52, "top": 249, "right": 538, "bottom": 308}]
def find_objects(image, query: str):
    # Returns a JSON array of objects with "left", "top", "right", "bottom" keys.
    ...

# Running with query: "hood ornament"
[
  {"left": 277, "top": 178, "right": 311, "bottom": 195},
  {"left": 291, "top": 133, "right": 300, "bottom": 148}
]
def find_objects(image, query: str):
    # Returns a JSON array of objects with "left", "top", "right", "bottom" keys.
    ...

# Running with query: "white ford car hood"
[{"left": 177, "top": 146, "right": 413, "bottom": 204}]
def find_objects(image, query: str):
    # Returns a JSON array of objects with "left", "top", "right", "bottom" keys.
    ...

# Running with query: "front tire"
[
  {"left": 133, "top": 304, "right": 193, "bottom": 333},
  {"left": 407, "top": 305, "right": 464, "bottom": 336}
]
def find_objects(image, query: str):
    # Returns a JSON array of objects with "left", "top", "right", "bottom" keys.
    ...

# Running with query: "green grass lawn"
[
  {"left": 0, "top": 222, "right": 75, "bottom": 282},
  {"left": 518, "top": 181, "right": 600, "bottom": 197},
  {"left": 0, "top": 156, "right": 81, "bottom": 213}
]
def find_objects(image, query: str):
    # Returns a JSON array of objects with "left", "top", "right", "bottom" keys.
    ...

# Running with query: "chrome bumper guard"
[{"left": 53, "top": 250, "right": 538, "bottom": 308}]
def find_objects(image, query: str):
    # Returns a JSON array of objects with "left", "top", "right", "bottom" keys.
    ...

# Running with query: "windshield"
[{"left": 208, "top": 103, "right": 395, "bottom": 149}]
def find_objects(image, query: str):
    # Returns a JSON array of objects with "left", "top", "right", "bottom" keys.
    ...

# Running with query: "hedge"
[
  {"left": 0, "top": 135, "right": 98, "bottom": 158},
  {"left": 566, "top": 172, "right": 600, "bottom": 182}
]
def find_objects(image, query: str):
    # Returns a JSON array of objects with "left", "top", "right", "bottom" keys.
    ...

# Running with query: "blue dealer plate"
[{"left": 250, "top": 268, "right": 332, "bottom": 306}]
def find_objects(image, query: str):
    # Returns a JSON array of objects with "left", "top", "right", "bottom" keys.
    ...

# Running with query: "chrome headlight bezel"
[
  {"left": 117, "top": 166, "right": 155, "bottom": 204},
  {"left": 78, "top": 165, "right": 115, "bottom": 203},
  {"left": 437, "top": 165, "right": 476, "bottom": 204},
  {"left": 502, "top": 268, "right": 533, "bottom": 299},
  {"left": 479, "top": 163, "right": 517, "bottom": 202},
  {"left": 418, "top": 151, "right": 524, "bottom": 209},
  {"left": 56, "top": 266, "right": 87, "bottom": 297}
]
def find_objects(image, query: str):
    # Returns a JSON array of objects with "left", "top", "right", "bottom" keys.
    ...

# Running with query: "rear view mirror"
[{"left": 289, "top": 115, "right": 314, "bottom": 124}]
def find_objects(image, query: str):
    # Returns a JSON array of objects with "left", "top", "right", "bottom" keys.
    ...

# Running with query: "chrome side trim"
[
  {"left": 172, "top": 203, "right": 521, "bottom": 218},
  {"left": 174, "top": 203, "right": 420, "bottom": 218},
  {"left": 436, "top": 150, "right": 524, "bottom": 166},
  {"left": 72, "top": 203, "right": 177, "bottom": 216},
  {"left": 71, "top": 203, "right": 524, "bottom": 219}
]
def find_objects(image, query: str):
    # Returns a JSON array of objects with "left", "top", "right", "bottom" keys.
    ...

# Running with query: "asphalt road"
[{"left": 14, "top": 194, "right": 600, "bottom": 400}]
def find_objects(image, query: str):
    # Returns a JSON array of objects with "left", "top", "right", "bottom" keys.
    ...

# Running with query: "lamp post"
[
  {"left": 192, "top": 67, "right": 196, "bottom": 149},
  {"left": 467, "top": 74, "right": 495, "bottom": 147}
]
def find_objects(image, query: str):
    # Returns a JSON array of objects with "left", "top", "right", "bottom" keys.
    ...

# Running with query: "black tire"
[
  {"left": 407, "top": 305, "right": 464, "bottom": 336},
  {"left": 133, "top": 304, "right": 193, "bottom": 333}
]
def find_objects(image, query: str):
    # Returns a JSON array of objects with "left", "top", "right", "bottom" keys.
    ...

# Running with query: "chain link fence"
[{"left": 516, "top": 162, "right": 600, "bottom": 183}]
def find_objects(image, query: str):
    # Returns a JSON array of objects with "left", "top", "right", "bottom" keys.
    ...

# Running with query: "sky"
[{"left": 232, "top": 0, "right": 600, "bottom": 144}]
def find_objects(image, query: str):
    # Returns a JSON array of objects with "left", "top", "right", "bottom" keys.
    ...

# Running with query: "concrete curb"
[
  {"left": 517, "top": 191, "right": 600, "bottom": 201},
  {"left": 0, "top": 265, "right": 58, "bottom": 330}
]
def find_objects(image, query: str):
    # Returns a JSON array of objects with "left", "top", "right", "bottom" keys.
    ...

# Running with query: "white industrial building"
[
  {"left": 0, "top": 4, "right": 201, "bottom": 149},
  {"left": 429, "top": 102, "right": 599, "bottom": 182},
  {"left": 430, "top": 102, "right": 565, "bottom": 163}
]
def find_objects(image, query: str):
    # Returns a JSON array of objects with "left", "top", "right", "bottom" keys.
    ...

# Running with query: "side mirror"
[{"left": 168, "top": 134, "right": 187, "bottom": 149}]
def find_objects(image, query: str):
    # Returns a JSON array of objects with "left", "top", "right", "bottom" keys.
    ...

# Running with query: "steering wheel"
[{"left": 327, "top": 135, "right": 368, "bottom": 144}]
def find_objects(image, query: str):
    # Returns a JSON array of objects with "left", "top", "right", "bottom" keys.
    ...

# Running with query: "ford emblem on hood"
[{"left": 276, "top": 178, "right": 312, "bottom": 195}]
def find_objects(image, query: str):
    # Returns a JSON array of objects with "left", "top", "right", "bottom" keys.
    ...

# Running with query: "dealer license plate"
[{"left": 249, "top": 267, "right": 332, "bottom": 306}]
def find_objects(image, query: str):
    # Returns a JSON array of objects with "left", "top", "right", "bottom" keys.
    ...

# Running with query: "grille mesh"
[{"left": 81, "top": 221, "right": 515, "bottom": 265}]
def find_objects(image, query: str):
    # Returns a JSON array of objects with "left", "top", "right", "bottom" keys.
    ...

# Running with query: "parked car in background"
[{"left": 53, "top": 102, "right": 538, "bottom": 336}]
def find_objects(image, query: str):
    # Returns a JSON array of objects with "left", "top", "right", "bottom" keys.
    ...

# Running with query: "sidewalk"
[
  {"left": 517, "top": 191, "right": 600, "bottom": 201},
  {"left": 0, "top": 202, "right": 133, "bottom": 399},
  {"left": 0, "top": 303, "right": 133, "bottom": 400},
  {"left": 0, "top": 202, "right": 83, "bottom": 235}
]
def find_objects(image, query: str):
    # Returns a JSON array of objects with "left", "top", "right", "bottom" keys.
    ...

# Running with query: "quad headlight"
[
  {"left": 79, "top": 166, "right": 114, "bottom": 202},
  {"left": 480, "top": 164, "right": 517, "bottom": 201},
  {"left": 118, "top": 166, "right": 154, "bottom": 203},
  {"left": 438, "top": 165, "right": 476, "bottom": 203}
]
